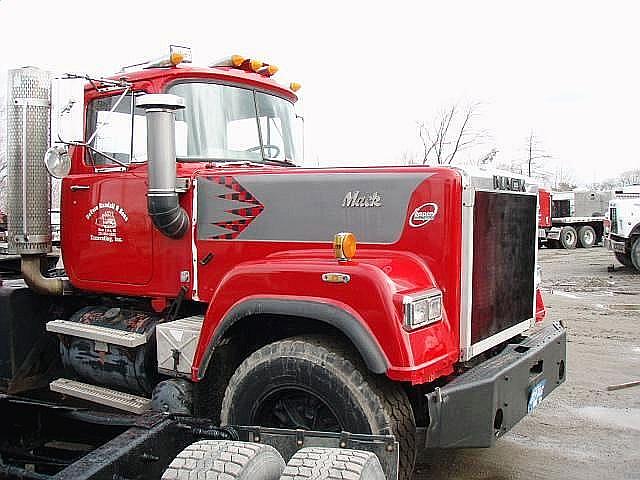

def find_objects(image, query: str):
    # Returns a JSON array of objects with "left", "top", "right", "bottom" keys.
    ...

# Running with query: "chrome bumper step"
[
  {"left": 46, "top": 319, "right": 148, "bottom": 347},
  {"left": 50, "top": 378, "right": 151, "bottom": 414}
]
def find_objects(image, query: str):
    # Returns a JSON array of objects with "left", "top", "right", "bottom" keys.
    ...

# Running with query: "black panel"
[
  {"left": 552, "top": 199, "right": 571, "bottom": 218},
  {"left": 471, "top": 192, "right": 536, "bottom": 344}
]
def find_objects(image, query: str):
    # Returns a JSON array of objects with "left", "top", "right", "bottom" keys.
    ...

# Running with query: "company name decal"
[
  {"left": 342, "top": 191, "right": 383, "bottom": 208},
  {"left": 85, "top": 202, "right": 128, "bottom": 243},
  {"left": 409, "top": 203, "right": 438, "bottom": 227},
  {"left": 493, "top": 175, "right": 526, "bottom": 192}
]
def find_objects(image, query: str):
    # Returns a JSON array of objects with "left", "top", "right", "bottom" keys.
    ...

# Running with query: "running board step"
[
  {"left": 50, "top": 378, "right": 151, "bottom": 414},
  {"left": 46, "top": 319, "right": 148, "bottom": 347}
]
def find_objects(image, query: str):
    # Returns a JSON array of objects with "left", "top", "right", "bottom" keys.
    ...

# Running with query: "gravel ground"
[{"left": 414, "top": 246, "right": 640, "bottom": 480}]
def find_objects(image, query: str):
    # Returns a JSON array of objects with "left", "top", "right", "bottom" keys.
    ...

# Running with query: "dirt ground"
[{"left": 414, "top": 246, "right": 640, "bottom": 480}]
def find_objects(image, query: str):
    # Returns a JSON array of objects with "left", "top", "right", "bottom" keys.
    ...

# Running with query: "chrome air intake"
[
  {"left": 137, "top": 94, "right": 189, "bottom": 239},
  {"left": 6, "top": 67, "right": 52, "bottom": 254}
]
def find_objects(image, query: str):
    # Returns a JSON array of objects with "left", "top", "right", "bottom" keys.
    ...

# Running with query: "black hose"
[{"left": 147, "top": 195, "right": 189, "bottom": 239}]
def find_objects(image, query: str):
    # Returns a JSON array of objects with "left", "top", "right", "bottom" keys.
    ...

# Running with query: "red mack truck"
[{"left": 0, "top": 47, "right": 566, "bottom": 480}]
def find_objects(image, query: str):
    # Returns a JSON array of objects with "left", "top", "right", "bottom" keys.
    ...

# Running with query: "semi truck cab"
[{"left": 1, "top": 47, "right": 566, "bottom": 480}]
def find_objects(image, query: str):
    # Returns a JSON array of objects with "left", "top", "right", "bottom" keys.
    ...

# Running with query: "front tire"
[
  {"left": 220, "top": 336, "right": 416, "bottom": 480},
  {"left": 615, "top": 251, "right": 634, "bottom": 268},
  {"left": 631, "top": 238, "right": 640, "bottom": 271}
]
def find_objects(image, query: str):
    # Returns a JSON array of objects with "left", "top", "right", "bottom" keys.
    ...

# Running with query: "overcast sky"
[{"left": 1, "top": 0, "right": 638, "bottom": 185}]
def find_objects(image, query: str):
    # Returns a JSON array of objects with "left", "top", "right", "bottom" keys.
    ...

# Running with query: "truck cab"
[
  {"left": 606, "top": 185, "right": 640, "bottom": 270},
  {"left": 1, "top": 48, "right": 566, "bottom": 480}
]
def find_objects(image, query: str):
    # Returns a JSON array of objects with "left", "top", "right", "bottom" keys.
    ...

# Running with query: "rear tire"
[
  {"left": 280, "top": 447, "right": 386, "bottom": 480},
  {"left": 578, "top": 225, "right": 596, "bottom": 248},
  {"left": 162, "top": 440, "right": 284, "bottom": 480},
  {"left": 220, "top": 336, "right": 416, "bottom": 480},
  {"left": 560, "top": 226, "right": 578, "bottom": 249}
]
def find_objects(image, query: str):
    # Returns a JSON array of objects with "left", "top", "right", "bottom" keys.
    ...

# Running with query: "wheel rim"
[
  {"left": 564, "top": 230, "right": 575, "bottom": 245},
  {"left": 251, "top": 387, "right": 343, "bottom": 432},
  {"left": 583, "top": 230, "right": 594, "bottom": 244}
]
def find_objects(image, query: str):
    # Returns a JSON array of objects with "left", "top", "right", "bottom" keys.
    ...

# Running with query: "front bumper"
[
  {"left": 423, "top": 322, "right": 566, "bottom": 449},
  {"left": 605, "top": 237, "right": 627, "bottom": 253}
]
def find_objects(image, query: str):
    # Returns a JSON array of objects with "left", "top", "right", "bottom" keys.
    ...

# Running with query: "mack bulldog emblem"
[
  {"left": 409, "top": 203, "right": 438, "bottom": 227},
  {"left": 342, "top": 191, "right": 383, "bottom": 208}
]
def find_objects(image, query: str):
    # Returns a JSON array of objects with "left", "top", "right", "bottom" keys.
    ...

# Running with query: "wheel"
[
  {"left": 614, "top": 252, "right": 633, "bottom": 268},
  {"left": 220, "top": 336, "right": 416, "bottom": 480},
  {"left": 631, "top": 238, "right": 640, "bottom": 271},
  {"left": 280, "top": 447, "right": 386, "bottom": 480},
  {"left": 162, "top": 440, "right": 285, "bottom": 480},
  {"left": 578, "top": 225, "right": 596, "bottom": 248},
  {"left": 559, "top": 226, "right": 578, "bottom": 249}
]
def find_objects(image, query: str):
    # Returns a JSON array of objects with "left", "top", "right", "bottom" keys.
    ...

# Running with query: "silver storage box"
[{"left": 156, "top": 315, "right": 204, "bottom": 376}]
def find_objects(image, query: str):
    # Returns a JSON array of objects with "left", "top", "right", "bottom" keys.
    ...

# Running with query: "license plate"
[{"left": 528, "top": 379, "right": 547, "bottom": 413}]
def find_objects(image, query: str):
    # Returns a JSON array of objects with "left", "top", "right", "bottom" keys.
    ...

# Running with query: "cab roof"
[{"left": 87, "top": 64, "right": 298, "bottom": 103}]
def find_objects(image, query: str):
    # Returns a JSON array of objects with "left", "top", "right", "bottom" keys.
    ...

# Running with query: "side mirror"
[
  {"left": 44, "top": 145, "right": 71, "bottom": 178},
  {"left": 51, "top": 77, "right": 85, "bottom": 144}
]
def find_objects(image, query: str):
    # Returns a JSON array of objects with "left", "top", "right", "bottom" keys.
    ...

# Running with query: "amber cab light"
[{"left": 334, "top": 232, "right": 357, "bottom": 262}]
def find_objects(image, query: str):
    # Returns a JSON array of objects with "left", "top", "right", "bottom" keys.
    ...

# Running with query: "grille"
[
  {"left": 610, "top": 207, "right": 618, "bottom": 234},
  {"left": 471, "top": 192, "right": 537, "bottom": 345}
]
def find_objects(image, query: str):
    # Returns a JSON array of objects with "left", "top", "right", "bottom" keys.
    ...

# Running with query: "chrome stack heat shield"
[{"left": 6, "top": 67, "right": 52, "bottom": 254}]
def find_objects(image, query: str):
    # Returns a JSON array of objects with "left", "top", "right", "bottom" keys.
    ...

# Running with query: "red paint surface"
[
  {"left": 538, "top": 187, "right": 552, "bottom": 228},
  {"left": 60, "top": 65, "right": 529, "bottom": 386}
]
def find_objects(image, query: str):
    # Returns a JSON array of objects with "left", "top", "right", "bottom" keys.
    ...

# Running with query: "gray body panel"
[{"left": 197, "top": 172, "right": 432, "bottom": 243}]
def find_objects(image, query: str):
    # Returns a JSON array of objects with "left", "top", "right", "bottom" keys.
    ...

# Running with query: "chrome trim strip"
[
  {"left": 191, "top": 178, "right": 199, "bottom": 301},
  {"left": 467, "top": 318, "right": 534, "bottom": 358},
  {"left": 459, "top": 173, "right": 475, "bottom": 361}
]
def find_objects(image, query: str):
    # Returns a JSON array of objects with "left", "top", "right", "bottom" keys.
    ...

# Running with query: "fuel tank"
[{"left": 59, "top": 306, "right": 160, "bottom": 394}]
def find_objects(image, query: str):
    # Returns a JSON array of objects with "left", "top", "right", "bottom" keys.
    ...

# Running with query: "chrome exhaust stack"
[
  {"left": 138, "top": 94, "right": 189, "bottom": 239},
  {"left": 6, "top": 67, "right": 70, "bottom": 295}
]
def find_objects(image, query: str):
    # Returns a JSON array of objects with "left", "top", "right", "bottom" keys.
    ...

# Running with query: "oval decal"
[{"left": 409, "top": 203, "right": 439, "bottom": 228}]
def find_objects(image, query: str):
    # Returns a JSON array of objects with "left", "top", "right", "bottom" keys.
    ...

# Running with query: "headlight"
[{"left": 403, "top": 289, "right": 443, "bottom": 331}]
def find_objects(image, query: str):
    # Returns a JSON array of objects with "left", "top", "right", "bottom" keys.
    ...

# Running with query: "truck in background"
[
  {"left": 538, "top": 188, "right": 610, "bottom": 249},
  {"left": 606, "top": 185, "right": 640, "bottom": 270},
  {"left": 0, "top": 49, "right": 566, "bottom": 480}
]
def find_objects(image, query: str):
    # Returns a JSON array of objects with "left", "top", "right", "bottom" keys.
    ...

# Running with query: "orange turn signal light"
[{"left": 334, "top": 232, "right": 357, "bottom": 261}]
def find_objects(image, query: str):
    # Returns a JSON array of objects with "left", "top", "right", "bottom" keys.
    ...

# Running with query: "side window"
[{"left": 85, "top": 93, "right": 145, "bottom": 166}]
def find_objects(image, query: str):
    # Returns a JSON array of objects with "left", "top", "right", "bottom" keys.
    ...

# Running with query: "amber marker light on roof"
[
  {"left": 334, "top": 232, "right": 357, "bottom": 262},
  {"left": 170, "top": 52, "right": 185, "bottom": 66},
  {"left": 258, "top": 65, "right": 279, "bottom": 77},
  {"left": 290, "top": 82, "right": 302, "bottom": 92},
  {"left": 209, "top": 55, "right": 245, "bottom": 68}
]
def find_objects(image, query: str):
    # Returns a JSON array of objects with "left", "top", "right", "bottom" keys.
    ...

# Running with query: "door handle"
[{"left": 70, "top": 185, "right": 90, "bottom": 191}]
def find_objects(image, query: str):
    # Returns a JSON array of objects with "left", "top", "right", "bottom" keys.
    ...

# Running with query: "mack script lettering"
[{"left": 342, "top": 191, "right": 383, "bottom": 208}]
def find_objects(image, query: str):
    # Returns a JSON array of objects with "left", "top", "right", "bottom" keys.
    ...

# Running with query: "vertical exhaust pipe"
[
  {"left": 137, "top": 94, "right": 189, "bottom": 239},
  {"left": 6, "top": 67, "right": 70, "bottom": 295}
]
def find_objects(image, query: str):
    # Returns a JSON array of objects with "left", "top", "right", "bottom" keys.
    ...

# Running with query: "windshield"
[{"left": 168, "top": 82, "right": 302, "bottom": 164}]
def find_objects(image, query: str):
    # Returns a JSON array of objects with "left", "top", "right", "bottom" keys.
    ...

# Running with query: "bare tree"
[
  {"left": 524, "top": 131, "right": 552, "bottom": 177},
  {"left": 553, "top": 163, "right": 577, "bottom": 191},
  {"left": 416, "top": 102, "right": 485, "bottom": 165},
  {"left": 620, "top": 168, "right": 640, "bottom": 186}
]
